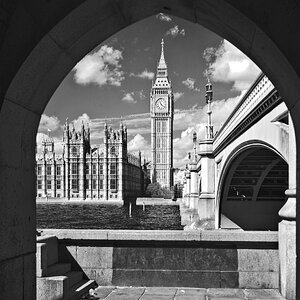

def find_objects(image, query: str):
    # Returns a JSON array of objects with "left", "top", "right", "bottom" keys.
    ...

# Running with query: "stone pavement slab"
[
  {"left": 244, "top": 288, "right": 285, "bottom": 299},
  {"left": 174, "top": 288, "right": 206, "bottom": 300},
  {"left": 207, "top": 288, "right": 244, "bottom": 298},
  {"left": 144, "top": 287, "right": 177, "bottom": 296},
  {"left": 83, "top": 286, "right": 286, "bottom": 300}
]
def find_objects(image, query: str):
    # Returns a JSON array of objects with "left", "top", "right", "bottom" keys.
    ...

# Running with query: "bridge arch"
[{"left": 216, "top": 141, "right": 288, "bottom": 230}]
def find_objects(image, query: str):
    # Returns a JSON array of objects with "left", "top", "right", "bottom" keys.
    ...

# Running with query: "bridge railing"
[{"left": 213, "top": 73, "right": 274, "bottom": 150}]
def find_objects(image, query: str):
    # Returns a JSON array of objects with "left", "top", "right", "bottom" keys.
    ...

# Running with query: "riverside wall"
[{"left": 40, "top": 229, "right": 279, "bottom": 289}]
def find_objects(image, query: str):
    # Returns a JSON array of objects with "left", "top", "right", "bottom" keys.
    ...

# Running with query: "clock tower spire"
[{"left": 150, "top": 39, "right": 174, "bottom": 189}]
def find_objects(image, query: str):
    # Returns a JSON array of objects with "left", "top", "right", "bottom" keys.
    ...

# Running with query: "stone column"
[
  {"left": 189, "top": 162, "right": 199, "bottom": 210},
  {"left": 198, "top": 140, "right": 215, "bottom": 223},
  {"left": 185, "top": 171, "right": 191, "bottom": 207},
  {"left": 43, "top": 161, "right": 47, "bottom": 197},
  {"left": 278, "top": 114, "right": 296, "bottom": 300},
  {"left": 182, "top": 179, "right": 186, "bottom": 201},
  {"left": 79, "top": 155, "right": 85, "bottom": 200},
  {"left": 118, "top": 158, "right": 124, "bottom": 202}
]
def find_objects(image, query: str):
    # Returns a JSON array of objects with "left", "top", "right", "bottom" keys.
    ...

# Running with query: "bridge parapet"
[{"left": 214, "top": 74, "right": 274, "bottom": 150}]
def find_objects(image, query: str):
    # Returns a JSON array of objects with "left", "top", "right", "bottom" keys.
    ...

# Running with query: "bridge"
[{"left": 182, "top": 73, "right": 295, "bottom": 232}]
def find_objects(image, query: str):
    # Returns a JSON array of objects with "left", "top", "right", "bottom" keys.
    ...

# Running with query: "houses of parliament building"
[
  {"left": 36, "top": 121, "right": 148, "bottom": 201},
  {"left": 36, "top": 39, "right": 174, "bottom": 200}
]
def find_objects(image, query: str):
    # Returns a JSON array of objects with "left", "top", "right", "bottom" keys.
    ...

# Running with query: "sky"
[{"left": 37, "top": 13, "right": 261, "bottom": 168}]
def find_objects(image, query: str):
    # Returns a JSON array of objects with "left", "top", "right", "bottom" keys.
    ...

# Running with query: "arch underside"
[
  {"left": 220, "top": 147, "right": 288, "bottom": 230},
  {"left": 0, "top": 1, "right": 300, "bottom": 298}
]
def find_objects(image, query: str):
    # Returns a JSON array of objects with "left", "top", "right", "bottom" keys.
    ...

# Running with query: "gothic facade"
[
  {"left": 36, "top": 121, "right": 147, "bottom": 201},
  {"left": 150, "top": 39, "right": 174, "bottom": 188}
]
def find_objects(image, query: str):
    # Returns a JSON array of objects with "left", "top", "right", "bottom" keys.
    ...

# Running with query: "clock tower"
[{"left": 150, "top": 39, "right": 174, "bottom": 189}]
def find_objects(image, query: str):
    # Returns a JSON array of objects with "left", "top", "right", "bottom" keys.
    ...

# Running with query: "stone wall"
[{"left": 41, "top": 229, "right": 279, "bottom": 289}]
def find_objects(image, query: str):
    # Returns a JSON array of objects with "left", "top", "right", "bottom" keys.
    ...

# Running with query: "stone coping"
[{"left": 39, "top": 229, "right": 278, "bottom": 243}]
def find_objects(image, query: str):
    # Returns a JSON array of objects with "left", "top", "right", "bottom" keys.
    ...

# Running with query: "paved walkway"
[{"left": 84, "top": 287, "right": 286, "bottom": 300}]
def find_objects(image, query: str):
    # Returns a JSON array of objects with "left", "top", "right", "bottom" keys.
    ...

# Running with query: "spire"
[
  {"left": 205, "top": 77, "right": 214, "bottom": 140},
  {"left": 158, "top": 38, "right": 167, "bottom": 69}
]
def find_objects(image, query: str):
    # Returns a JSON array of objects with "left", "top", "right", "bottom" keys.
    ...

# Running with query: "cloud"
[
  {"left": 182, "top": 78, "right": 200, "bottom": 92},
  {"left": 156, "top": 13, "right": 172, "bottom": 22},
  {"left": 38, "top": 114, "right": 61, "bottom": 132},
  {"left": 128, "top": 134, "right": 151, "bottom": 159},
  {"left": 165, "top": 25, "right": 185, "bottom": 37},
  {"left": 172, "top": 95, "right": 242, "bottom": 168},
  {"left": 71, "top": 113, "right": 92, "bottom": 131},
  {"left": 130, "top": 69, "right": 154, "bottom": 80},
  {"left": 138, "top": 90, "right": 146, "bottom": 101},
  {"left": 203, "top": 40, "right": 261, "bottom": 91},
  {"left": 122, "top": 92, "right": 136, "bottom": 103},
  {"left": 174, "top": 92, "right": 184, "bottom": 101},
  {"left": 73, "top": 45, "right": 124, "bottom": 87}
]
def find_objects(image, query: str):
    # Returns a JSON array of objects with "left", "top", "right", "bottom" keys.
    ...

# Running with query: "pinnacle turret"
[
  {"left": 158, "top": 38, "right": 167, "bottom": 70},
  {"left": 205, "top": 77, "right": 214, "bottom": 140}
]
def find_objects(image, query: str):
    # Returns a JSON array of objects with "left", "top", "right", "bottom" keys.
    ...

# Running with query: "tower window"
[
  {"left": 157, "top": 138, "right": 161, "bottom": 148},
  {"left": 71, "top": 164, "right": 78, "bottom": 175},
  {"left": 111, "top": 146, "right": 116, "bottom": 155},
  {"left": 46, "top": 165, "right": 51, "bottom": 176},
  {"left": 85, "top": 164, "right": 89, "bottom": 174},
  {"left": 56, "top": 165, "right": 61, "bottom": 176},
  {"left": 72, "top": 147, "right": 78, "bottom": 156},
  {"left": 99, "top": 179, "right": 103, "bottom": 190},
  {"left": 46, "top": 180, "right": 52, "bottom": 190},
  {"left": 110, "top": 179, "right": 117, "bottom": 190},
  {"left": 56, "top": 180, "right": 61, "bottom": 190},
  {"left": 92, "top": 164, "right": 97, "bottom": 175},
  {"left": 37, "top": 165, "right": 42, "bottom": 175},
  {"left": 92, "top": 179, "right": 97, "bottom": 190},
  {"left": 110, "top": 163, "right": 117, "bottom": 175},
  {"left": 37, "top": 180, "right": 42, "bottom": 190},
  {"left": 71, "top": 179, "right": 78, "bottom": 191}
]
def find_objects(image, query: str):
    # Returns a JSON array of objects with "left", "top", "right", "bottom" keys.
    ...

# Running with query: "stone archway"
[
  {"left": 219, "top": 146, "right": 288, "bottom": 230},
  {"left": 0, "top": 1, "right": 300, "bottom": 298}
]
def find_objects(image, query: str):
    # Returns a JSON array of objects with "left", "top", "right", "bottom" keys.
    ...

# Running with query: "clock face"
[{"left": 155, "top": 98, "right": 167, "bottom": 111}]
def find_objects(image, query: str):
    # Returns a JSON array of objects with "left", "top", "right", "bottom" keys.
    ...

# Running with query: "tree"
[
  {"left": 145, "top": 183, "right": 173, "bottom": 198},
  {"left": 146, "top": 182, "right": 162, "bottom": 197}
]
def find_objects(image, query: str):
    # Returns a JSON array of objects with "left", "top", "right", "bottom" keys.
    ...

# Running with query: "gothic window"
[
  {"left": 110, "top": 179, "right": 117, "bottom": 190},
  {"left": 92, "top": 164, "right": 97, "bottom": 175},
  {"left": 71, "top": 179, "right": 78, "bottom": 191},
  {"left": 156, "top": 153, "right": 161, "bottom": 163},
  {"left": 162, "top": 121, "right": 167, "bottom": 133},
  {"left": 56, "top": 165, "right": 61, "bottom": 176},
  {"left": 72, "top": 147, "right": 78, "bottom": 156},
  {"left": 111, "top": 146, "right": 116, "bottom": 155},
  {"left": 110, "top": 163, "right": 117, "bottom": 175},
  {"left": 37, "top": 180, "right": 42, "bottom": 190},
  {"left": 46, "top": 180, "right": 51, "bottom": 190},
  {"left": 157, "top": 137, "right": 161, "bottom": 148},
  {"left": 157, "top": 121, "right": 161, "bottom": 133},
  {"left": 99, "top": 164, "right": 103, "bottom": 175},
  {"left": 71, "top": 164, "right": 78, "bottom": 175},
  {"left": 99, "top": 179, "right": 103, "bottom": 190},
  {"left": 56, "top": 180, "right": 61, "bottom": 190},
  {"left": 37, "top": 165, "right": 42, "bottom": 175},
  {"left": 92, "top": 179, "right": 97, "bottom": 190},
  {"left": 46, "top": 165, "right": 51, "bottom": 176}
]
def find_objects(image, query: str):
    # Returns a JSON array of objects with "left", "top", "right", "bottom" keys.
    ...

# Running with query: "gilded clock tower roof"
[
  {"left": 158, "top": 38, "right": 167, "bottom": 70},
  {"left": 153, "top": 39, "right": 170, "bottom": 88}
]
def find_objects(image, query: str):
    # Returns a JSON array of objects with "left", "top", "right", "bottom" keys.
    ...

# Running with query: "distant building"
[
  {"left": 36, "top": 120, "right": 148, "bottom": 201},
  {"left": 150, "top": 39, "right": 174, "bottom": 188}
]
